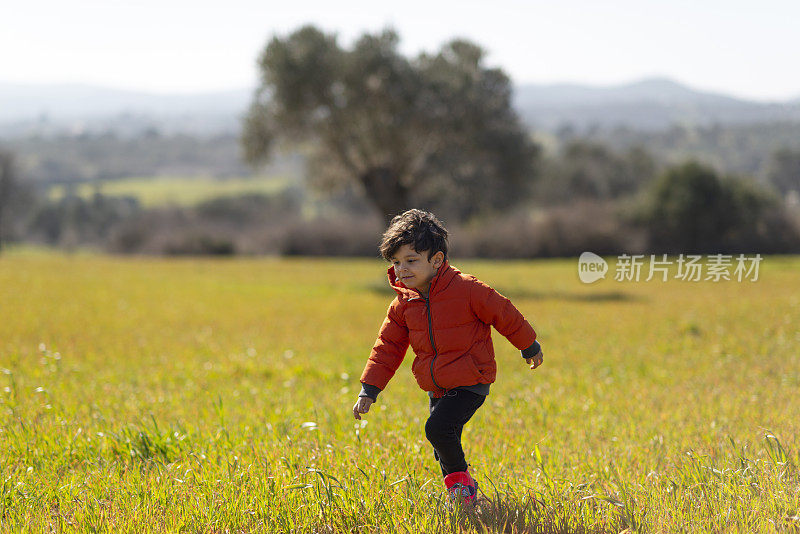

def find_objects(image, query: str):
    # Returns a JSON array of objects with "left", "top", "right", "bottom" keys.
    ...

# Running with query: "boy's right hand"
[
  {"left": 526, "top": 350, "right": 544, "bottom": 370},
  {"left": 353, "top": 397, "right": 374, "bottom": 420}
]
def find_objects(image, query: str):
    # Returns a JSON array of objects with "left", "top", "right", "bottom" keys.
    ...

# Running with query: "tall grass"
[{"left": 0, "top": 251, "right": 798, "bottom": 532}]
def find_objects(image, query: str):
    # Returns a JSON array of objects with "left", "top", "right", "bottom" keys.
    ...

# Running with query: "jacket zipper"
[
  {"left": 424, "top": 296, "right": 445, "bottom": 392},
  {"left": 405, "top": 265, "right": 445, "bottom": 394}
]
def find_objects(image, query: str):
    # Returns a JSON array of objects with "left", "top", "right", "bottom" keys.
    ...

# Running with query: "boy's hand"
[
  {"left": 352, "top": 397, "right": 374, "bottom": 420},
  {"left": 525, "top": 350, "right": 544, "bottom": 370}
]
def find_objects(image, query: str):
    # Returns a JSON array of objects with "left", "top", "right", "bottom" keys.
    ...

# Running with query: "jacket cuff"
[
  {"left": 359, "top": 383, "right": 382, "bottom": 402},
  {"left": 521, "top": 340, "right": 541, "bottom": 359}
]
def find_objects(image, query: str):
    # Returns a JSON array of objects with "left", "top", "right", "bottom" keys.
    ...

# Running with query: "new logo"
[{"left": 578, "top": 252, "right": 608, "bottom": 283}]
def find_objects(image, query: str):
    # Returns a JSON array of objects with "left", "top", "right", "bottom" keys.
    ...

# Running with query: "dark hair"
[{"left": 379, "top": 209, "right": 449, "bottom": 261}]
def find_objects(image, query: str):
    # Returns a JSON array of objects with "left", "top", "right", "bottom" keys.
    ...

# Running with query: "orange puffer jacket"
[{"left": 360, "top": 260, "right": 537, "bottom": 397}]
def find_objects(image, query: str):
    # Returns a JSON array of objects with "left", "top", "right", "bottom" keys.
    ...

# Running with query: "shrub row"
[{"left": 6, "top": 162, "right": 800, "bottom": 257}]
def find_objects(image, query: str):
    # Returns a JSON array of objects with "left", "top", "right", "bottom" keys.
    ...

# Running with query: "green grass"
[
  {"left": 47, "top": 175, "right": 294, "bottom": 207},
  {"left": 0, "top": 250, "right": 798, "bottom": 532}
]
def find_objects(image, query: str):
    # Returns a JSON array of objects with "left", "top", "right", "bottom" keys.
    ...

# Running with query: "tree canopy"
[
  {"left": 643, "top": 161, "right": 779, "bottom": 253},
  {"left": 242, "top": 25, "right": 539, "bottom": 223}
]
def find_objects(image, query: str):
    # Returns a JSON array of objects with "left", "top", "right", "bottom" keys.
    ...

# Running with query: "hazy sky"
[{"left": 3, "top": 0, "right": 799, "bottom": 101}]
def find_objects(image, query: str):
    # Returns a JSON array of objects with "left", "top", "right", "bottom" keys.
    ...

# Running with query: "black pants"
[{"left": 425, "top": 389, "right": 486, "bottom": 477}]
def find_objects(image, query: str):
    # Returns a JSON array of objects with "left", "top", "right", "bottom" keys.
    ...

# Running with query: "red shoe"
[{"left": 444, "top": 469, "right": 478, "bottom": 506}]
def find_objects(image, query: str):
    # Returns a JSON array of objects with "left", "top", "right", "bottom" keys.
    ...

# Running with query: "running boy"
[{"left": 352, "top": 209, "right": 544, "bottom": 504}]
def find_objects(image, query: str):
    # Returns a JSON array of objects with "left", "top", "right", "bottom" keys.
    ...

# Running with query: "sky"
[{"left": 3, "top": 0, "right": 799, "bottom": 102}]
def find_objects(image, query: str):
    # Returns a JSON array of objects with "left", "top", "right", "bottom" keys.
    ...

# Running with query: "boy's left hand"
[{"left": 525, "top": 350, "right": 544, "bottom": 370}]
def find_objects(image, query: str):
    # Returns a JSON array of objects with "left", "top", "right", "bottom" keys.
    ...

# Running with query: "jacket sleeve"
[
  {"left": 470, "top": 279, "right": 537, "bottom": 350},
  {"left": 359, "top": 297, "right": 410, "bottom": 391},
  {"left": 358, "top": 383, "right": 382, "bottom": 402}
]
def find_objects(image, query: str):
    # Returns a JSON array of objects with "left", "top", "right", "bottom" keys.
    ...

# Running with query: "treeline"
[
  {"left": 3, "top": 133, "right": 303, "bottom": 184},
  {"left": 6, "top": 121, "right": 800, "bottom": 186},
  {"left": 1, "top": 141, "right": 799, "bottom": 257},
  {"left": 570, "top": 121, "right": 800, "bottom": 178}
]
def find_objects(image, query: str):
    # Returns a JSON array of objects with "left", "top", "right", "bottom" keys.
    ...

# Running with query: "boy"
[{"left": 352, "top": 209, "right": 544, "bottom": 505}]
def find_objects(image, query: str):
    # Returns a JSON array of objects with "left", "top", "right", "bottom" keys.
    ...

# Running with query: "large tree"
[{"left": 242, "top": 26, "right": 539, "bottom": 223}]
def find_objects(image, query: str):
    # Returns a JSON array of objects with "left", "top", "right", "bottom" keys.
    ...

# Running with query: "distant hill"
[
  {"left": 1, "top": 78, "right": 800, "bottom": 136},
  {"left": 513, "top": 78, "right": 800, "bottom": 131},
  {"left": 0, "top": 83, "right": 250, "bottom": 137},
  {"left": 0, "top": 83, "right": 250, "bottom": 120}
]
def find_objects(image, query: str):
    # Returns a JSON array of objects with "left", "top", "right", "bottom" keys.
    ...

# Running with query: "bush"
[
  {"left": 106, "top": 192, "right": 303, "bottom": 255},
  {"left": 453, "top": 201, "right": 646, "bottom": 258},
  {"left": 195, "top": 190, "right": 302, "bottom": 227},
  {"left": 161, "top": 233, "right": 236, "bottom": 256},
  {"left": 279, "top": 215, "right": 383, "bottom": 256},
  {"left": 640, "top": 161, "right": 800, "bottom": 253},
  {"left": 28, "top": 193, "right": 140, "bottom": 247}
]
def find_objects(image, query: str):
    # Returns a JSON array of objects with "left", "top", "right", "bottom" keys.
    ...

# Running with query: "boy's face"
[{"left": 390, "top": 244, "right": 444, "bottom": 294}]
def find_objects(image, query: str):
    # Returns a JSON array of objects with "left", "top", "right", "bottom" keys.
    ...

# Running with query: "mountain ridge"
[{"left": 2, "top": 77, "right": 799, "bottom": 133}]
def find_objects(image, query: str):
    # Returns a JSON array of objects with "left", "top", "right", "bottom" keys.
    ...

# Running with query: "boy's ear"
[{"left": 432, "top": 251, "right": 444, "bottom": 268}]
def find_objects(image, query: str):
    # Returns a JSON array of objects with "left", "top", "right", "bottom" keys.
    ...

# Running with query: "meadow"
[
  {"left": 0, "top": 250, "right": 798, "bottom": 533},
  {"left": 47, "top": 175, "right": 293, "bottom": 208}
]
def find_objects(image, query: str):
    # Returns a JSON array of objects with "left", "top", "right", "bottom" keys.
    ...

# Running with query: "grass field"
[
  {"left": 1, "top": 250, "right": 798, "bottom": 533},
  {"left": 47, "top": 175, "right": 294, "bottom": 208}
]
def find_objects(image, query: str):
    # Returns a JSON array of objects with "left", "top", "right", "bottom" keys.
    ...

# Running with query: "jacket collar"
[{"left": 387, "top": 259, "right": 458, "bottom": 300}]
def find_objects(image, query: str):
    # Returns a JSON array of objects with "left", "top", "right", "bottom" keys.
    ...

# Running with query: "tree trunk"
[{"left": 359, "top": 167, "right": 411, "bottom": 225}]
